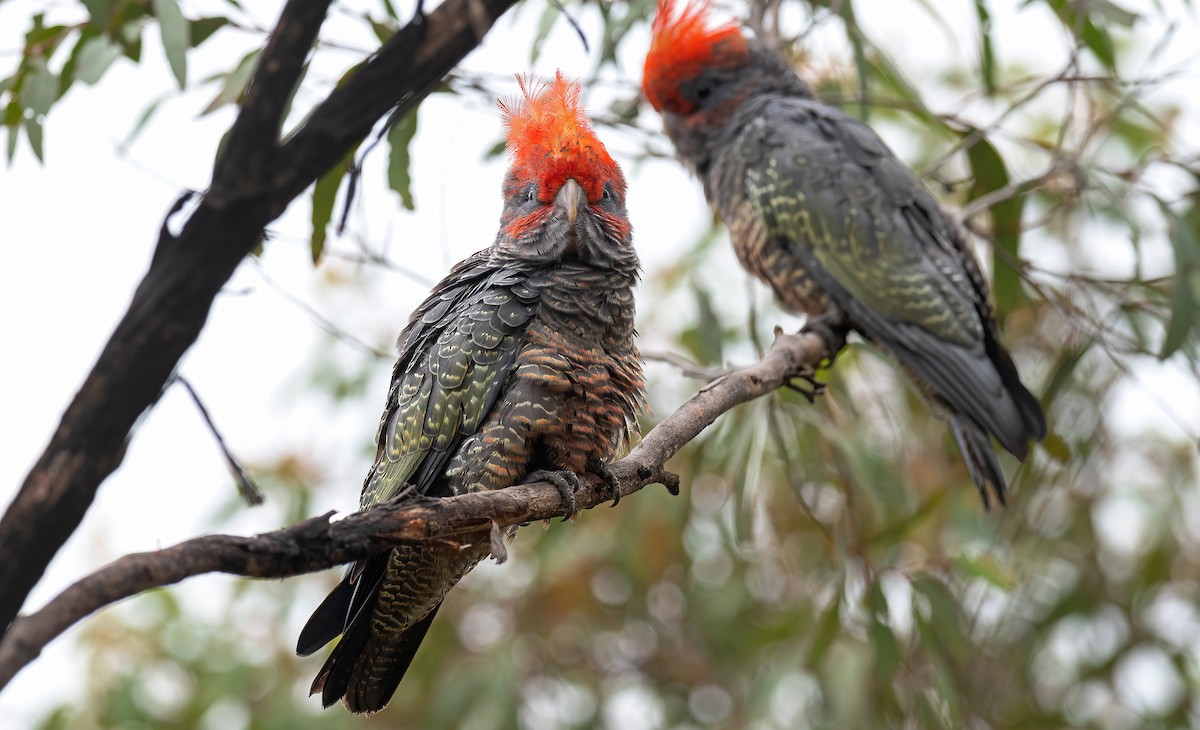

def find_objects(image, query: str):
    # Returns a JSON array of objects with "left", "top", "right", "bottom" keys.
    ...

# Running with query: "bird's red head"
[
  {"left": 500, "top": 72, "right": 625, "bottom": 206},
  {"left": 642, "top": 0, "right": 749, "bottom": 115},
  {"left": 495, "top": 72, "right": 633, "bottom": 267}
]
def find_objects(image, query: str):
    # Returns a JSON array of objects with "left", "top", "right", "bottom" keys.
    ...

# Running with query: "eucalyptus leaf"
[
  {"left": 20, "top": 58, "right": 57, "bottom": 117},
  {"left": 387, "top": 109, "right": 419, "bottom": 211},
  {"left": 74, "top": 35, "right": 123, "bottom": 85},
  {"left": 963, "top": 130, "right": 1025, "bottom": 316},
  {"left": 153, "top": 0, "right": 189, "bottom": 89},
  {"left": 1158, "top": 199, "right": 1200, "bottom": 359}
]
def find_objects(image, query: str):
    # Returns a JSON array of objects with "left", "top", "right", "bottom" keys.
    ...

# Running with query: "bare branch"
[
  {"left": 0, "top": 331, "right": 828, "bottom": 691},
  {"left": 175, "top": 375, "right": 264, "bottom": 506},
  {"left": 0, "top": 0, "right": 521, "bottom": 636},
  {"left": 641, "top": 349, "right": 729, "bottom": 381}
]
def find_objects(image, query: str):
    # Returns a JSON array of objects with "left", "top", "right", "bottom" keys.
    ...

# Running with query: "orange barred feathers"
[
  {"left": 500, "top": 72, "right": 624, "bottom": 203},
  {"left": 642, "top": 0, "right": 749, "bottom": 114}
]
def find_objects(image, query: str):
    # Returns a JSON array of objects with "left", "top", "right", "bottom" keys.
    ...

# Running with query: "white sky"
[{"left": 1, "top": 0, "right": 1198, "bottom": 726}]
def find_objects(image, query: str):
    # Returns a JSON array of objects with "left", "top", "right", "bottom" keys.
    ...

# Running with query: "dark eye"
[
  {"left": 696, "top": 85, "right": 712, "bottom": 100},
  {"left": 525, "top": 187, "right": 536, "bottom": 203},
  {"left": 601, "top": 188, "right": 611, "bottom": 201}
]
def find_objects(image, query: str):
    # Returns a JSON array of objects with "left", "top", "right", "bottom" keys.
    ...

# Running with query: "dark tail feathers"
[
  {"left": 950, "top": 416, "right": 1009, "bottom": 509},
  {"left": 986, "top": 334, "right": 1047, "bottom": 458},
  {"left": 297, "top": 579, "right": 354, "bottom": 657},
  {"left": 310, "top": 602, "right": 442, "bottom": 714}
]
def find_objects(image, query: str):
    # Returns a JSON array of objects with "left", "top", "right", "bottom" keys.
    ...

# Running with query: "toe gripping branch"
[
  {"left": 524, "top": 469, "right": 583, "bottom": 521},
  {"left": 524, "top": 457, "right": 681, "bottom": 524},
  {"left": 586, "top": 456, "right": 623, "bottom": 508},
  {"left": 784, "top": 311, "right": 851, "bottom": 402}
]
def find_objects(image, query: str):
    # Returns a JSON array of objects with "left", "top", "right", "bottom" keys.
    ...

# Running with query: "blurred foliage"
[{"left": 7, "top": 0, "right": 1200, "bottom": 728}]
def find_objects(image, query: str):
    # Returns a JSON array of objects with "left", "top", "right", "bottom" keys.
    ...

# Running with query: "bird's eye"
[
  {"left": 525, "top": 188, "right": 536, "bottom": 203},
  {"left": 696, "top": 85, "right": 712, "bottom": 100},
  {"left": 601, "top": 188, "right": 611, "bottom": 201}
]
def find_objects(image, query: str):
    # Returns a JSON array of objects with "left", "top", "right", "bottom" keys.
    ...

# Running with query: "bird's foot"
[
  {"left": 801, "top": 313, "right": 850, "bottom": 368},
  {"left": 587, "top": 456, "right": 622, "bottom": 508},
  {"left": 772, "top": 325, "right": 828, "bottom": 403},
  {"left": 526, "top": 469, "right": 582, "bottom": 521},
  {"left": 784, "top": 374, "right": 827, "bottom": 404}
]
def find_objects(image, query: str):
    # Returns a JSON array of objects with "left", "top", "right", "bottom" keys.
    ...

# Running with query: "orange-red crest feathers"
[
  {"left": 642, "top": 0, "right": 748, "bottom": 114},
  {"left": 499, "top": 72, "right": 624, "bottom": 203}
]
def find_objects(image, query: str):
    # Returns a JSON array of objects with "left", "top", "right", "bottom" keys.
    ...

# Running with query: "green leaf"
[
  {"left": 386, "top": 109, "right": 419, "bottom": 211},
  {"left": 679, "top": 282, "right": 724, "bottom": 365},
  {"left": 530, "top": 3, "right": 560, "bottom": 64},
  {"left": 868, "top": 619, "right": 901, "bottom": 685},
  {"left": 838, "top": 1, "right": 871, "bottom": 119},
  {"left": 1038, "top": 0, "right": 1130, "bottom": 72},
  {"left": 1041, "top": 431, "right": 1071, "bottom": 463},
  {"left": 122, "top": 95, "right": 166, "bottom": 150},
  {"left": 369, "top": 18, "right": 398, "bottom": 43},
  {"left": 23, "top": 115, "right": 43, "bottom": 161},
  {"left": 913, "top": 575, "right": 968, "bottom": 650},
  {"left": 808, "top": 590, "right": 841, "bottom": 665},
  {"left": 153, "top": 0, "right": 189, "bottom": 88},
  {"left": 1080, "top": 16, "right": 1116, "bottom": 72},
  {"left": 116, "top": 14, "right": 144, "bottom": 62},
  {"left": 963, "top": 130, "right": 1026, "bottom": 316},
  {"left": 867, "top": 580, "right": 901, "bottom": 684},
  {"left": 951, "top": 552, "right": 1016, "bottom": 591},
  {"left": 189, "top": 17, "right": 230, "bottom": 47},
  {"left": 24, "top": 15, "right": 70, "bottom": 50},
  {"left": 60, "top": 27, "right": 96, "bottom": 95},
  {"left": 6, "top": 122, "right": 20, "bottom": 164},
  {"left": 82, "top": 0, "right": 118, "bottom": 31},
  {"left": 484, "top": 138, "right": 506, "bottom": 160},
  {"left": 1158, "top": 199, "right": 1200, "bottom": 359},
  {"left": 201, "top": 48, "right": 260, "bottom": 115},
  {"left": 974, "top": 0, "right": 996, "bottom": 96},
  {"left": 1091, "top": 0, "right": 1139, "bottom": 26},
  {"left": 20, "top": 57, "right": 57, "bottom": 117},
  {"left": 73, "top": 35, "right": 123, "bottom": 85},
  {"left": 1041, "top": 337, "right": 1094, "bottom": 403},
  {"left": 311, "top": 148, "right": 355, "bottom": 264}
]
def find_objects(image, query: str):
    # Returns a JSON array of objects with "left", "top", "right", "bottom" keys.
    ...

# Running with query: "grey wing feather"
[
  {"left": 297, "top": 251, "right": 539, "bottom": 658},
  {"left": 748, "top": 97, "right": 1044, "bottom": 455}
]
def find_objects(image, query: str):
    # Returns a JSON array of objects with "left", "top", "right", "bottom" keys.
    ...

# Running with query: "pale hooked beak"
[{"left": 555, "top": 178, "right": 583, "bottom": 224}]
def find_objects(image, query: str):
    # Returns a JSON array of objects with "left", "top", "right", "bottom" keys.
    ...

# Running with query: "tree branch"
[
  {"left": 0, "top": 0, "right": 519, "bottom": 636},
  {"left": 0, "top": 331, "right": 827, "bottom": 692}
]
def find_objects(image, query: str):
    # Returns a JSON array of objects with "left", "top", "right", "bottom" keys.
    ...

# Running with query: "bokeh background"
[{"left": 2, "top": 0, "right": 1199, "bottom": 727}]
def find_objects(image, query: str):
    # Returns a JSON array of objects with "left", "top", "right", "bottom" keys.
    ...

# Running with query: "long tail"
[
  {"left": 949, "top": 415, "right": 1008, "bottom": 509},
  {"left": 310, "top": 600, "right": 443, "bottom": 714}
]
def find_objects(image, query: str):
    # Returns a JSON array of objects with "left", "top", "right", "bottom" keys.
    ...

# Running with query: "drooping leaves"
[{"left": 963, "top": 130, "right": 1026, "bottom": 316}]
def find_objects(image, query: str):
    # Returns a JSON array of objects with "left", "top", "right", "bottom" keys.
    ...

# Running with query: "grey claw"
[
  {"left": 801, "top": 313, "right": 850, "bottom": 367},
  {"left": 586, "top": 457, "right": 622, "bottom": 508},
  {"left": 526, "top": 469, "right": 581, "bottom": 521}
]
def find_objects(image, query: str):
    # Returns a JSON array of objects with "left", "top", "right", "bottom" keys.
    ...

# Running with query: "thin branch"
[
  {"left": 642, "top": 348, "right": 729, "bottom": 381},
  {"left": 0, "top": 331, "right": 829, "bottom": 691},
  {"left": 0, "top": 0, "right": 521, "bottom": 636},
  {"left": 250, "top": 259, "right": 393, "bottom": 360},
  {"left": 175, "top": 376, "right": 264, "bottom": 506},
  {"left": 0, "top": 0, "right": 333, "bottom": 636}
]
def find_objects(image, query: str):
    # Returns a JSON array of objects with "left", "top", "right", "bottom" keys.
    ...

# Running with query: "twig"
[
  {"left": 642, "top": 349, "right": 729, "bottom": 381},
  {"left": 0, "top": 0, "right": 522, "bottom": 636},
  {"left": 249, "top": 259, "right": 393, "bottom": 360},
  {"left": 0, "top": 330, "right": 828, "bottom": 690},
  {"left": 548, "top": 0, "right": 590, "bottom": 54},
  {"left": 174, "top": 376, "right": 264, "bottom": 506}
]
